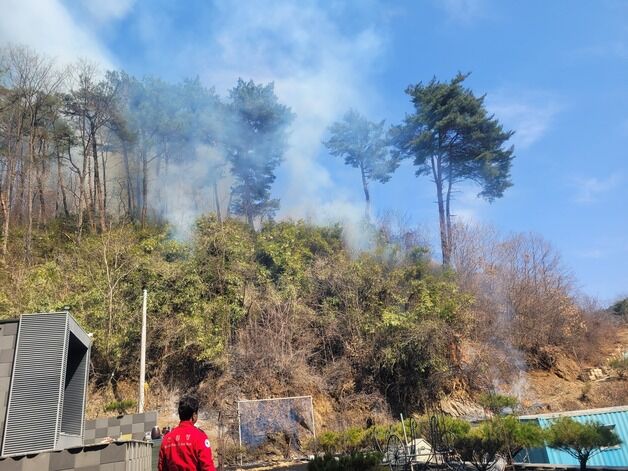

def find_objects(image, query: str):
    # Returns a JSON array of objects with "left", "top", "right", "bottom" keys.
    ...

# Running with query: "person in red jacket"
[{"left": 158, "top": 396, "right": 216, "bottom": 471}]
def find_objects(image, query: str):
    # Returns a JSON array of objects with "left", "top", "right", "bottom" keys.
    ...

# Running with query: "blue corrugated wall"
[{"left": 526, "top": 408, "right": 628, "bottom": 467}]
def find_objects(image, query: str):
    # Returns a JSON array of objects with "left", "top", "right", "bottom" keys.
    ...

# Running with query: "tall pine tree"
[
  {"left": 390, "top": 73, "right": 514, "bottom": 266},
  {"left": 226, "top": 79, "right": 293, "bottom": 227},
  {"left": 324, "top": 109, "right": 398, "bottom": 217}
]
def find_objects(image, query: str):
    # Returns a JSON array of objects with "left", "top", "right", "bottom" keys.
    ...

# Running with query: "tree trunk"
[
  {"left": 155, "top": 153, "right": 164, "bottom": 219},
  {"left": 102, "top": 148, "right": 107, "bottom": 217},
  {"left": 579, "top": 457, "right": 587, "bottom": 471},
  {"left": 16, "top": 157, "right": 25, "bottom": 226},
  {"left": 1, "top": 151, "right": 16, "bottom": 256},
  {"left": 25, "top": 132, "right": 35, "bottom": 262},
  {"left": 431, "top": 153, "right": 450, "bottom": 266},
  {"left": 36, "top": 170, "right": 45, "bottom": 226},
  {"left": 360, "top": 164, "right": 371, "bottom": 219},
  {"left": 445, "top": 163, "right": 454, "bottom": 258},
  {"left": 244, "top": 186, "right": 254, "bottom": 228},
  {"left": 56, "top": 150, "right": 70, "bottom": 217},
  {"left": 141, "top": 151, "right": 148, "bottom": 227},
  {"left": 77, "top": 176, "right": 86, "bottom": 241},
  {"left": 213, "top": 180, "right": 222, "bottom": 224},
  {"left": 91, "top": 122, "right": 106, "bottom": 232},
  {"left": 86, "top": 146, "right": 95, "bottom": 231},
  {"left": 36, "top": 137, "right": 46, "bottom": 226},
  {"left": 0, "top": 192, "right": 10, "bottom": 256},
  {"left": 25, "top": 163, "right": 33, "bottom": 260},
  {"left": 134, "top": 171, "right": 142, "bottom": 222},
  {"left": 77, "top": 143, "right": 89, "bottom": 241},
  {"left": 121, "top": 143, "right": 134, "bottom": 220},
  {"left": 1, "top": 116, "right": 22, "bottom": 256}
]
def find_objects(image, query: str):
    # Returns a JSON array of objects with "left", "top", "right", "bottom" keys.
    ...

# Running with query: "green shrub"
[
  {"left": 610, "top": 298, "right": 628, "bottom": 318},
  {"left": 0, "top": 218, "right": 475, "bottom": 417},
  {"left": 452, "top": 416, "right": 544, "bottom": 470},
  {"left": 454, "top": 430, "right": 501, "bottom": 471},
  {"left": 414, "top": 415, "right": 471, "bottom": 444},
  {"left": 313, "top": 427, "right": 370, "bottom": 455},
  {"left": 481, "top": 415, "right": 545, "bottom": 463},
  {"left": 342, "top": 427, "right": 367, "bottom": 453},
  {"left": 316, "top": 431, "right": 343, "bottom": 455},
  {"left": 478, "top": 392, "right": 519, "bottom": 414},
  {"left": 103, "top": 399, "right": 137, "bottom": 414}
]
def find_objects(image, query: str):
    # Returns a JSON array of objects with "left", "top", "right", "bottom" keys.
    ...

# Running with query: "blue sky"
[{"left": 1, "top": 0, "right": 626, "bottom": 303}]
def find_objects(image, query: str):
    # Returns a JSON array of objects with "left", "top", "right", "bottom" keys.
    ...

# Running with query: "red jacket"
[{"left": 158, "top": 420, "right": 216, "bottom": 471}]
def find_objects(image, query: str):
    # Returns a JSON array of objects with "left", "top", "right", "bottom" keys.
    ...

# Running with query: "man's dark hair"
[{"left": 178, "top": 396, "right": 199, "bottom": 421}]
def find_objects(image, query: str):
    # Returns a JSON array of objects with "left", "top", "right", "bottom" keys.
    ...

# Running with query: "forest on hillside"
[
  {"left": 0, "top": 46, "right": 513, "bottom": 264},
  {"left": 0, "top": 45, "right": 626, "bottom": 425}
]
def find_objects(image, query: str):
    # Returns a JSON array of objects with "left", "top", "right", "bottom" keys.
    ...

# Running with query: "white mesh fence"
[{"left": 237, "top": 395, "right": 315, "bottom": 449}]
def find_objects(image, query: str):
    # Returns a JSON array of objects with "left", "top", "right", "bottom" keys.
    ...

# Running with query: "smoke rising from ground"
[
  {"left": 190, "top": 1, "right": 388, "bottom": 248},
  {"left": 126, "top": 1, "right": 389, "bottom": 249},
  {"left": 151, "top": 145, "right": 231, "bottom": 239}
]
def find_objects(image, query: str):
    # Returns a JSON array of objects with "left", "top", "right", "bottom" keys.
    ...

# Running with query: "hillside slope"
[
  {"left": 522, "top": 324, "right": 627, "bottom": 413},
  {"left": 0, "top": 220, "right": 623, "bottom": 432}
]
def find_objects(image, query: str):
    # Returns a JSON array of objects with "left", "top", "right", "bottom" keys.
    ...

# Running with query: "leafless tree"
[{"left": 0, "top": 46, "right": 64, "bottom": 258}]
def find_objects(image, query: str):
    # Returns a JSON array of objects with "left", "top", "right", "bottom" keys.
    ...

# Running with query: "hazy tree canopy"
[
  {"left": 1, "top": 46, "right": 298, "bottom": 241},
  {"left": 226, "top": 79, "right": 294, "bottom": 227},
  {"left": 324, "top": 109, "right": 398, "bottom": 216},
  {"left": 390, "top": 73, "right": 515, "bottom": 266},
  {"left": 115, "top": 75, "right": 182, "bottom": 223},
  {"left": 180, "top": 77, "right": 224, "bottom": 147},
  {"left": 63, "top": 63, "right": 121, "bottom": 233},
  {"left": 106, "top": 73, "right": 224, "bottom": 224}
]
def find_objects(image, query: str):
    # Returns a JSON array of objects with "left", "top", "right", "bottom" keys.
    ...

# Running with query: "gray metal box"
[{"left": 1, "top": 312, "right": 92, "bottom": 456}]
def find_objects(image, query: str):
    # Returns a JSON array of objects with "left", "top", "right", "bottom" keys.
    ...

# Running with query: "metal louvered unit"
[{"left": 1, "top": 312, "right": 92, "bottom": 457}]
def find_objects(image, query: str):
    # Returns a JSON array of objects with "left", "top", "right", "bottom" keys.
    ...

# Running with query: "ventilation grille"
[
  {"left": 2, "top": 313, "right": 67, "bottom": 456},
  {"left": 61, "top": 332, "right": 88, "bottom": 435}
]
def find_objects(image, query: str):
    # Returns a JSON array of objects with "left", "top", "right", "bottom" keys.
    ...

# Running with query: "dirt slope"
[{"left": 521, "top": 324, "right": 627, "bottom": 413}]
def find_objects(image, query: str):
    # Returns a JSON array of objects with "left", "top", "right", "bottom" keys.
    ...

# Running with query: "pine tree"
[
  {"left": 548, "top": 417, "right": 622, "bottom": 471},
  {"left": 390, "top": 73, "right": 514, "bottom": 266},
  {"left": 226, "top": 79, "right": 293, "bottom": 227},
  {"left": 324, "top": 109, "right": 398, "bottom": 217}
]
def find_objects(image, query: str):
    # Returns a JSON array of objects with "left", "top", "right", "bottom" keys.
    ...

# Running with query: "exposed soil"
[{"left": 521, "top": 323, "right": 628, "bottom": 413}]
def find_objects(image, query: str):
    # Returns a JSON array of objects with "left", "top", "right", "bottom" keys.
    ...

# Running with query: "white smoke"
[
  {"left": 192, "top": 1, "right": 388, "bottom": 250},
  {"left": 151, "top": 145, "right": 231, "bottom": 239},
  {"left": 0, "top": 0, "right": 115, "bottom": 67}
]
